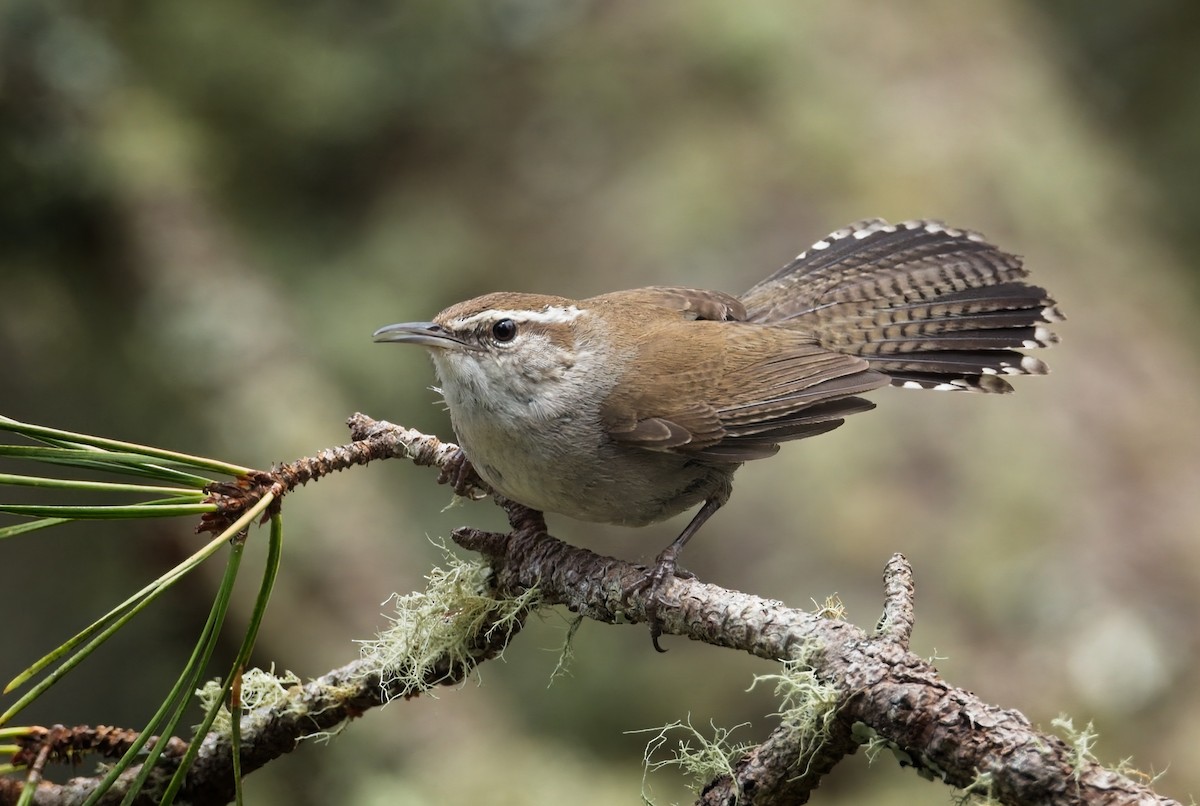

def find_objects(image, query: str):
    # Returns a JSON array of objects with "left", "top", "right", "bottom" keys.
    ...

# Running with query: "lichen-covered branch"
[
  {"left": 1, "top": 556, "right": 532, "bottom": 806},
  {"left": 453, "top": 525, "right": 1178, "bottom": 806},
  {"left": 2, "top": 417, "right": 1180, "bottom": 805}
]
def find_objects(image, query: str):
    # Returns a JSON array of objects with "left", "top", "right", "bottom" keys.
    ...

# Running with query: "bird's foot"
[
  {"left": 625, "top": 545, "right": 694, "bottom": 652},
  {"left": 437, "top": 448, "right": 485, "bottom": 499}
]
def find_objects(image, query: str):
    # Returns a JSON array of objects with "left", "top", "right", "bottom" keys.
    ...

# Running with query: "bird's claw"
[
  {"left": 624, "top": 546, "right": 692, "bottom": 652},
  {"left": 437, "top": 448, "right": 485, "bottom": 499}
]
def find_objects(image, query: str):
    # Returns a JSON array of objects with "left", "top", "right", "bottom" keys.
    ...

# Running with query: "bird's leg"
[{"left": 630, "top": 498, "right": 723, "bottom": 652}]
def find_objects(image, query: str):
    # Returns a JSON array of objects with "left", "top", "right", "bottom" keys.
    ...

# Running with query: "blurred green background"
[{"left": 3, "top": 1, "right": 1200, "bottom": 803}]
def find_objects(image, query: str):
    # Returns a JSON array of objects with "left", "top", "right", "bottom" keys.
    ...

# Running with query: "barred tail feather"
[{"left": 740, "top": 219, "right": 1063, "bottom": 393}]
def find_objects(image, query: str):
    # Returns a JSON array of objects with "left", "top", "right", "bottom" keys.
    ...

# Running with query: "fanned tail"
[{"left": 739, "top": 219, "right": 1063, "bottom": 393}]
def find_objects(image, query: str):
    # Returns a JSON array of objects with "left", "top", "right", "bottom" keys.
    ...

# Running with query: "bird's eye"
[{"left": 491, "top": 318, "right": 518, "bottom": 343}]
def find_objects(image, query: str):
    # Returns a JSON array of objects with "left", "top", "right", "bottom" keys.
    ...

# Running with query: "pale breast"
[{"left": 449, "top": 399, "right": 729, "bottom": 526}]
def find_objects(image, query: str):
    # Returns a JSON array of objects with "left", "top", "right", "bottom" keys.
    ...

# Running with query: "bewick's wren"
[{"left": 374, "top": 219, "right": 1062, "bottom": 647}]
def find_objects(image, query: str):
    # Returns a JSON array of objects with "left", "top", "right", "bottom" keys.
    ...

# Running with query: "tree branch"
[
  {"left": 2, "top": 416, "right": 1180, "bottom": 805},
  {"left": 453, "top": 526, "right": 1177, "bottom": 805},
  {"left": 2, "top": 576, "right": 530, "bottom": 806}
]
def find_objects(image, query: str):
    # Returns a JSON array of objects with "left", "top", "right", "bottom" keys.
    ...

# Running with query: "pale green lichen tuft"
[
  {"left": 811, "top": 593, "right": 846, "bottom": 621},
  {"left": 1051, "top": 714, "right": 1099, "bottom": 780},
  {"left": 1052, "top": 714, "right": 1168, "bottom": 789},
  {"left": 633, "top": 654, "right": 840, "bottom": 803},
  {"left": 953, "top": 770, "right": 999, "bottom": 805},
  {"left": 196, "top": 666, "right": 303, "bottom": 735},
  {"left": 853, "top": 721, "right": 891, "bottom": 765},
  {"left": 747, "top": 657, "right": 840, "bottom": 774},
  {"left": 631, "top": 716, "right": 755, "bottom": 804},
  {"left": 547, "top": 614, "right": 583, "bottom": 687},
  {"left": 357, "top": 546, "right": 538, "bottom": 700},
  {"left": 1114, "top": 755, "right": 1167, "bottom": 787}
]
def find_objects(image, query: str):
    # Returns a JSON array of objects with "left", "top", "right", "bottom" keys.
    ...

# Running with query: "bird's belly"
[{"left": 451, "top": 411, "right": 727, "bottom": 526}]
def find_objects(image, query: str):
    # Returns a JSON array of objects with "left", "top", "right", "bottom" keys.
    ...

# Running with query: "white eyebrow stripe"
[{"left": 454, "top": 305, "right": 584, "bottom": 329}]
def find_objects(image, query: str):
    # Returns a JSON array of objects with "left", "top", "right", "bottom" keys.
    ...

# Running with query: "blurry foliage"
[
  {"left": 2, "top": 1, "right": 1200, "bottom": 803},
  {"left": 1033, "top": 0, "right": 1200, "bottom": 291}
]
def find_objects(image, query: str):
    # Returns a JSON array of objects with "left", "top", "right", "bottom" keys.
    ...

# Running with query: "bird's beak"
[{"left": 372, "top": 321, "right": 470, "bottom": 350}]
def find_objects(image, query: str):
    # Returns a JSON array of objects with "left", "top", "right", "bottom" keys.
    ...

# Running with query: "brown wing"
[
  {"left": 589, "top": 286, "right": 746, "bottom": 322},
  {"left": 602, "top": 319, "right": 888, "bottom": 463}
]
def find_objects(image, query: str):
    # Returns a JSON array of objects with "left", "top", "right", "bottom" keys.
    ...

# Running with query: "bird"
[{"left": 374, "top": 218, "right": 1062, "bottom": 648}]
